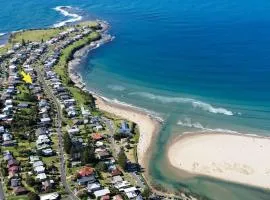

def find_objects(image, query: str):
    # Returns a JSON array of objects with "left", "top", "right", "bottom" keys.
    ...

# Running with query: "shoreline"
[
  {"left": 167, "top": 132, "right": 270, "bottom": 190},
  {"left": 67, "top": 21, "right": 203, "bottom": 200},
  {"left": 67, "top": 26, "right": 163, "bottom": 169}
]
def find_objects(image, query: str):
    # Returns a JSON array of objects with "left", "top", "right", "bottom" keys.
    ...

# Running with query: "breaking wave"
[
  {"left": 129, "top": 92, "right": 233, "bottom": 116},
  {"left": 177, "top": 118, "right": 238, "bottom": 134},
  {"left": 53, "top": 6, "right": 83, "bottom": 27},
  {"left": 0, "top": 33, "right": 6, "bottom": 37},
  {"left": 98, "top": 95, "right": 164, "bottom": 122},
  {"left": 107, "top": 84, "right": 126, "bottom": 91}
]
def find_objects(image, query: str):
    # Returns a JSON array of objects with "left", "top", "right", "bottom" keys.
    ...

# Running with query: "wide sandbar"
[{"left": 167, "top": 133, "right": 270, "bottom": 189}]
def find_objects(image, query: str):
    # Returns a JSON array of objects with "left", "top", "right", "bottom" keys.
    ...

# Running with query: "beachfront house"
[{"left": 119, "top": 121, "right": 131, "bottom": 136}]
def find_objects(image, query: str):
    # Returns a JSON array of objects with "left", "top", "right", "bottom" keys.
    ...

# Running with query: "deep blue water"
[{"left": 1, "top": 0, "right": 270, "bottom": 199}]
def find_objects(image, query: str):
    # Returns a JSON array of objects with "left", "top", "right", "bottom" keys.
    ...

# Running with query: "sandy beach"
[
  {"left": 167, "top": 132, "right": 270, "bottom": 189},
  {"left": 67, "top": 28, "right": 162, "bottom": 168},
  {"left": 94, "top": 95, "right": 161, "bottom": 167}
]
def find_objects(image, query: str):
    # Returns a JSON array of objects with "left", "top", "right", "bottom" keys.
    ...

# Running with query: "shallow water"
[{"left": 1, "top": 0, "right": 270, "bottom": 199}]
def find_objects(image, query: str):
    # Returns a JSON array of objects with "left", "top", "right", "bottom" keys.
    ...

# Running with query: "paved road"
[
  {"left": 0, "top": 178, "right": 5, "bottom": 200},
  {"left": 36, "top": 67, "right": 79, "bottom": 200},
  {"left": 102, "top": 117, "right": 120, "bottom": 157}
]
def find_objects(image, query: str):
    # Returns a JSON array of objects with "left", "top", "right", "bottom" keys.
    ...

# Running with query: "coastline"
[
  {"left": 167, "top": 132, "right": 270, "bottom": 190},
  {"left": 67, "top": 27, "right": 162, "bottom": 169},
  {"left": 66, "top": 22, "right": 204, "bottom": 200}
]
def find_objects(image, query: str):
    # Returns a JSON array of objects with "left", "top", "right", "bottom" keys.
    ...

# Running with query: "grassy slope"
[
  {"left": 0, "top": 21, "right": 100, "bottom": 55},
  {"left": 10, "top": 28, "right": 64, "bottom": 43},
  {"left": 54, "top": 31, "right": 100, "bottom": 106}
]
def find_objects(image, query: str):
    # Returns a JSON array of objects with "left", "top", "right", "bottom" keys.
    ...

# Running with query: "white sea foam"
[
  {"left": 129, "top": 92, "right": 233, "bottom": 116},
  {"left": 0, "top": 33, "right": 6, "bottom": 37},
  {"left": 177, "top": 118, "right": 238, "bottom": 134},
  {"left": 107, "top": 84, "right": 126, "bottom": 91},
  {"left": 97, "top": 95, "right": 164, "bottom": 122},
  {"left": 53, "top": 6, "right": 82, "bottom": 27}
]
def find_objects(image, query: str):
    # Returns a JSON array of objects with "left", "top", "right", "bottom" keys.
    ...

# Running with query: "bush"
[
  {"left": 95, "top": 162, "right": 107, "bottom": 172},
  {"left": 114, "top": 133, "right": 122, "bottom": 141},
  {"left": 28, "top": 192, "right": 40, "bottom": 200}
]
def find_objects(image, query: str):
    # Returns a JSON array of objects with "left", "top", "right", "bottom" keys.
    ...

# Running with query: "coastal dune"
[
  {"left": 167, "top": 133, "right": 270, "bottom": 189},
  {"left": 95, "top": 95, "right": 161, "bottom": 167}
]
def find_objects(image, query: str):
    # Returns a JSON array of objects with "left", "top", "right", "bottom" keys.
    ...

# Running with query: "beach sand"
[
  {"left": 167, "top": 132, "right": 270, "bottom": 189},
  {"left": 67, "top": 30, "right": 161, "bottom": 169},
  {"left": 94, "top": 95, "right": 161, "bottom": 168}
]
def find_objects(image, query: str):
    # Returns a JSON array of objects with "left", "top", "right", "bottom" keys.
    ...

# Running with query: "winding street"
[{"left": 36, "top": 67, "right": 79, "bottom": 200}]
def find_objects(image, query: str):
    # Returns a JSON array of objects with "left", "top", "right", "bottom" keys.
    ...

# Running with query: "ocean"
[{"left": 1, "top": 0, "right": 270, "bottom": 199}]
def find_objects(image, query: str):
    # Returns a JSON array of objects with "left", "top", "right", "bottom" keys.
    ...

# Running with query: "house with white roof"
[
  {"left": 87, "top": 182, "right": 102, "bottom": 193},
  {"left": 32, "top": 161, "right": 44, "bottom": 168},
  {"left": 40, "top": 192, "right": 60, "bottom": 200},
  {"left": 34, "top": 166, "right": 45, "bottom": 174},
  {"left": 67, "top": 126, "right": 80, "bottom": 135},
  {"left": 42, "top": 148, "right": 53, "bottom": 156},
  {"left": 36, "top": 173, "right": 47, "bottom": 180},
  {"left": 94, "top": 188, "right": 110, "bottom": 198}
]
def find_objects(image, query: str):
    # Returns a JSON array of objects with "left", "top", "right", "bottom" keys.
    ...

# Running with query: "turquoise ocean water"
[{"left": 1, "top": 0, "right": 270, "bottom": 199}]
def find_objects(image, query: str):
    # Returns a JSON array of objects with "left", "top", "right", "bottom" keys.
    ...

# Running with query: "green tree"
[
  {"left": 28, "top": 192, "right": 40, "bottom": 200},
  {"left": 26, "top": 175, "right": 35, "bottom": 186},
  {"left": 63, "top": 133, "right": 72, "bottom": 154},
  {"left": 109, "top": 186, "right": 119, "bottom": 196},
  {"left": 95, "top": 161, "right": 107, "bottom": 172},
  {"left": 118, "top": 148, "right": 127, "bottom": 169},
  {"left": 81, "top": 143, "right": 95, "bottom": 164},
  {"left": 22, "top": 39, "right": 26, "bottom": 46},
  {"left": 142, "top": 187, "right": 151, "bottom": 198}
]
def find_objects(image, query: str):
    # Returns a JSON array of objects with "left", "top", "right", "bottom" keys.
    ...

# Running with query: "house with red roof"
[
  {"left": 77, "top": 166, "right": 96, "bottom": 185},
  {"left": 91, "top": 133, "right": 103, "bottom": 141},
  {"left": 78, "top": 166, "right": 95, "bottom": 177}
]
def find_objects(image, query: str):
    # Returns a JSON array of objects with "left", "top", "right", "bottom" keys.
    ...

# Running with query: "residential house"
[
  {"left": 120, "top": 187, "right": 140, "bottom": 199},
  {"left": 77, "top": 166, "right": 96, "bottom": 185},
  {"left": 119, "top": 121, "right": 131, "bottom": 136},
  {"left": 92, "top": 133, "right": 103, "bottom": 141},
  {"left": 36, "top": 173, "right": 47, "bottom": 181},
  {"left": 95, "top": 149, "right": 110, "bottom": 160},
  {"left": 34, "top": 166, "right": 45, "bottom": 174},
  {"left": 33, "top": 160, "right": 44, "bottom": 168},
  {"left": 8, "top": 166, "right": 19, "bottom": 174},
  {"left": 113, "top": 195, "right": 124, "bottom": 200},
  {"left": 10, "top": 177, "right": 21, "bottom": 188},
  {"left": 7, "top": 159, "right": 18, "bottom": 168},
  {"left": 17, "top": 103, "right": 30, "bottom": 109},
  {"left": 29, "top": 156, "right": 40, "bottom": 163},
  {"left": 39, "top": 192, "right": 60, "bottom": 200},
  {"left": 67, "top": 126, "right": 80, "bottom": 135},
  {"left": 93, "top": 188, "right": 110, "bottom": 199},
  {"left": 42, "top": 179, "right": 54, "bottom": 191},
  {"left": 87, "top": 182, "right": 102, "bottom": 193},
  {"left": 42, "top": 148, "right": 54, "bottom": 156}
]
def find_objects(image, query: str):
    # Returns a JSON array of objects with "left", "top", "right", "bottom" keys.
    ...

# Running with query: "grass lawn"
[
  {"left": 10, "top": 28, "right": 64, "bottom": 44},
  {"left": 77, "top": 21, "right": 100, "bottom": 28},
  {"left": 68, "top": 87, "right": 88, "bottom": 105},
  {"left": 0, "top": 44, "right": 11, "bottom": 54},
  {"left": 54, "top": 31, "right": 100, "bottom": 84},
  {"left": 42, "top": 156, "right": 59, "bottom": 166},
  {"left": 7, "top": 195, "right": 29, "bottom": 200}
]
